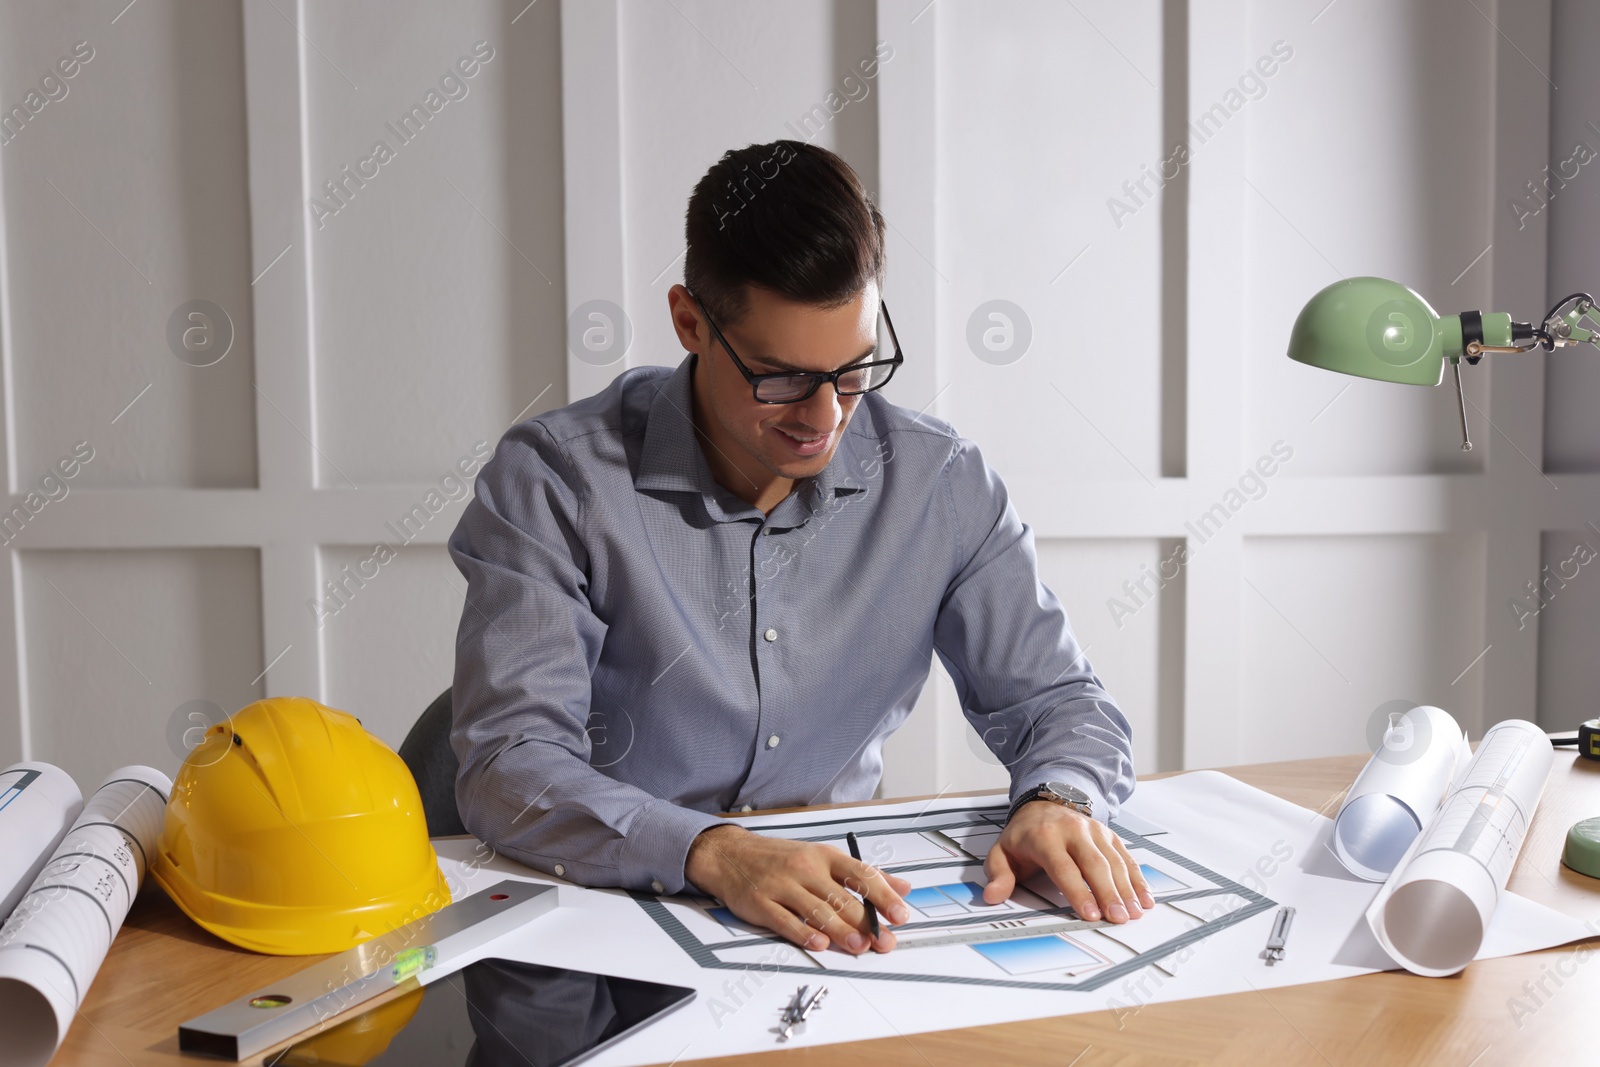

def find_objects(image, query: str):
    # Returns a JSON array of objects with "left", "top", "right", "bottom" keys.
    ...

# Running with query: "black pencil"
[{"left": 845, "top": 831, "right": 880, "bottom": 939}]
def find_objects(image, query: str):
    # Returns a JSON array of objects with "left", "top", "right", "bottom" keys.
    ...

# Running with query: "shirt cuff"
[
  {"left": 618, "top": 798, "right": 728, "bottom": 895},
  {"left": 1009, "top": 770, "right": 1114, "bottom": 825}
]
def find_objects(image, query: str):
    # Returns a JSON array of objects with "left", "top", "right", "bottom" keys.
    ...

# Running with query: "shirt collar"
[{"left": 635, "top": 352, "right": 865, "bottom": 526}]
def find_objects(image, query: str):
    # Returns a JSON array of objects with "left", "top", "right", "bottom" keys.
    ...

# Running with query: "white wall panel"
[
  {"left": 1246, "top": 0, "right": 1494, "bottom": 478},
  {"left": 1240, "top": 534, "right": 1485, "bottom": 763},
  {"left": 936, "top": 0, "right": 1167, "bottom": 486},
  {"left": 306, "top": 0, "right": 566, "bottom": 485},
  {"left": 1038, "top": 538, "right": 1183, "bottom": 774},
  {"left": 1534, "top": 529, "right": 1600, "bottom": 731},
  {"left": 614, "top": 0, "right": 881, "bottom": 381},
  {"left": 0, "top": 0, "right": 257, "bottom": 490},
  {"left": 19, "top": 548, "right": 262, "bottom": 786},
  {"left": 1479, "top": 0, "right": 1553, "bottom": 738},
  {"left": 318, "top": 544, "right": 464, "bottom": 751},
  {"left": 1544, "top": 0, "right": 1600, "bottom": 473}
]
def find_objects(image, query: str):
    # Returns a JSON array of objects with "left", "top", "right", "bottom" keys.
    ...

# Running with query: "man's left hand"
[{"left": 982, "top": 800, "right": 1154, "bottom": 922}]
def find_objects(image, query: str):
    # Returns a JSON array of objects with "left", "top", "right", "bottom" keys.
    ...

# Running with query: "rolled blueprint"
[
  {"left": 1366, "top": 720, "right": 1555, "bottom": 977},
  {"left": 1331, "top": 705, "right": 1468, "bottom": 880},
  {"left": 0, "top": 766, "right": 171, "bottom": 1067},
  {"left": 0, "top": 763, "right": 83, "bottom": 924}
]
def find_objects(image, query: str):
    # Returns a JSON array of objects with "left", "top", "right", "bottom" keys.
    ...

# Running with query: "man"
[{"left": 449, "top": 140, "right": 1149, "bottom": 957}]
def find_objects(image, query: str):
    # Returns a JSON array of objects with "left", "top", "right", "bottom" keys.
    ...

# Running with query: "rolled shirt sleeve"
[
  {"left": 931, "top": 437, "right": 1136, "bottom": 823},
  {"left": 448, "top": 421, "right": 723, "bottom": 893}
]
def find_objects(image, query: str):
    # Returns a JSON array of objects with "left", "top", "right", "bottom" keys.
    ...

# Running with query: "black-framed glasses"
[{"left": 689, "top": 290, "right": 904, "bottom": 404}]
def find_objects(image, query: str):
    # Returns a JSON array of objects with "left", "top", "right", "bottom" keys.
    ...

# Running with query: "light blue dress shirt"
[{"left": 448, "top": 352, "right": 1135, "bottom": 894}]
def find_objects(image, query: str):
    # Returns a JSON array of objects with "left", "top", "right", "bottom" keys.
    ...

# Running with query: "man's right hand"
[{"left": 684, "top": 824, "right": 911, "bottom": 954}]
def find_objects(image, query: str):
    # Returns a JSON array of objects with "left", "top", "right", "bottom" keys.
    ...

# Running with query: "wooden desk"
[{"left": 53, "top": 751, "right": 1600, "bottom": 1066}]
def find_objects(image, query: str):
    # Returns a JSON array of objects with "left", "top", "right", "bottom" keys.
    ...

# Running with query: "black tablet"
[{"left": 266, "top": 958, "right": 696, "bottom": 1067}]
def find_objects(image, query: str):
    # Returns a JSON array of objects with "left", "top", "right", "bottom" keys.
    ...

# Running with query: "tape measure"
[
  {"left": 1582, "top": 719, "right": 1600, "bottom": 760},
  {"left": 1549, "top": 719, "right": 1600, "bottom": 760}
]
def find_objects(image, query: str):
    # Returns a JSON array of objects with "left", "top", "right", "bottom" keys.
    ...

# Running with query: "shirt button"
[
  {"left": 651, "top": 879, "right": 665, "bottom": 894},
  {"left": 764, "top": 628, "right": 778, "bottom": 642},
  {"left": 553, "top": 863, "right": 565, "bottom": 877},
  {"left": 767, "top": 734, "right": 780, "bottom": 749}
]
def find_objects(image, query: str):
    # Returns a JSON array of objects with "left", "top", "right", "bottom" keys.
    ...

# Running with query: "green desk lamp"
[
  {"left": 1286, "top": 276, "right": 1599, "bottom": 450},
  {"left": 1287, "top": 277, "right": 1600, "bottom": 875}
]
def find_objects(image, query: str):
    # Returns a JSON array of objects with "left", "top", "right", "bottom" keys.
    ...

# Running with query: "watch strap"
[{"left": 1006, "top": 782, "right": 1092, "bottom": 823}]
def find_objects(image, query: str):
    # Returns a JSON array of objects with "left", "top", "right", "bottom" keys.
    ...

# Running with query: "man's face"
[{"left": 679, "top": 282, "right": 879, "bottom": 483}]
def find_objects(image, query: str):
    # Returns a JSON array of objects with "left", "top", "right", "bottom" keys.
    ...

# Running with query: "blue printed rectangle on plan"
[
  {"left": 908, "top": 882, "right": 1014, "bottom": 919},
  {"left": 904, "top": 887, "right": 955, "bottom": 911},
  {"left": 937, "top": 881, "right": 989, "bottom": 907},
  {"left": 972, "top": 935, "right": 1101, "bottom": 976},
  {"left": 1139, "top": 864, "right": 1189, "bottom": 894}
]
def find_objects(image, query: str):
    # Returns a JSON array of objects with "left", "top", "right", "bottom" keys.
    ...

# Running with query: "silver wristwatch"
[{"left": 1007, "top": 780, "right": 1093, "bottom": 823}]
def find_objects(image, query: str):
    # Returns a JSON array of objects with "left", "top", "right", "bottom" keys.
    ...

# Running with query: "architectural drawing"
[{"left": 635, "top": 799, "right": 1278, "bottom": 992}]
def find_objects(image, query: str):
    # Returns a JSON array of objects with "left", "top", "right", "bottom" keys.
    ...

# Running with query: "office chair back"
[{"left": 398, "top": 687, "right": 468, "bottom": 837}]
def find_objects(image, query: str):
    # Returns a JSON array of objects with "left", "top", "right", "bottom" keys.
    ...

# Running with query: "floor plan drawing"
[{"left": 634, "top": 797, "right": 1279, "bottom": 992}]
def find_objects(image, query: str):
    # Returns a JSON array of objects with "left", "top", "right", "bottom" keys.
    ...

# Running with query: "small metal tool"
[
  {"left": 777, "top": 983, "right": 828, "bottom": 1042},
  {"left": 1262, "top": 905, "right": 1295, "bottom": 964}
]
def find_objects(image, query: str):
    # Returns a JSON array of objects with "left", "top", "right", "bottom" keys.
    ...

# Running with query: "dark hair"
[{"left": 684, "top": 140, "right": 886, "bottom": 327}]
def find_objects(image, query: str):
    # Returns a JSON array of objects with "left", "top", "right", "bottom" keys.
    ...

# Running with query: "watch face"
[{"left": 1045, "top": 781, "right": 1090, "bottom": 805}]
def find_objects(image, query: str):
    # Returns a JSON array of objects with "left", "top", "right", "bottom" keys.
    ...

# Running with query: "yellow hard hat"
[{"left": 153, "top": 696, "right": 452, "bottom": 955}]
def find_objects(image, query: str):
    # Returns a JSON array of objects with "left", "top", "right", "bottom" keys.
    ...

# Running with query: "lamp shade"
[{"left": 1287, "top": 277, "right": 1460, "bottom": 386}]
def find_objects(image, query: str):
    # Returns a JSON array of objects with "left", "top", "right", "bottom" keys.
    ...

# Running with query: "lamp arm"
[
  {"left": 1442, "top": 292, "right": 1599, "bottom": 453},
  {"left": 1538, "top": 292, "right": 1599, "bottom": 351},
  {"left": 1443, "top": 293, "right": 1598, "bottom": 361},
  {"left": 1450, "top": 312, "right": 1540, "bottom": 363}
]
